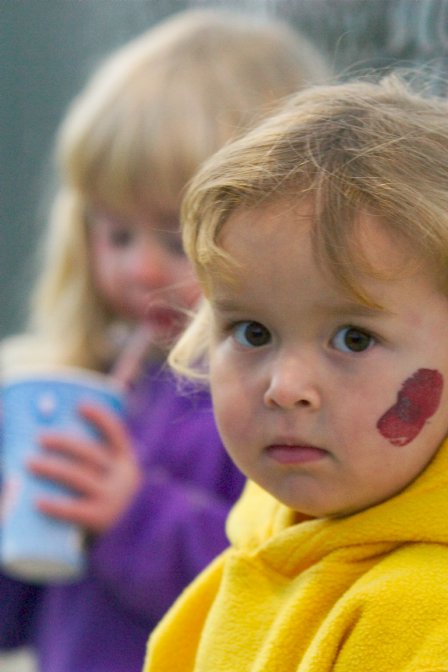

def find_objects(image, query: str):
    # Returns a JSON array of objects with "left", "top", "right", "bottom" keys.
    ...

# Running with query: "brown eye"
[
  {"left": 158, "top": 231, "right": 185, "bottom": 256},
  {"left": 332, "top": 326, "right": 374, "bottom": 353},
  {"left": 234, "top": 321, "right": 271, "bottom": 348},
  {"left": 89, "top": 209, "right": 135, "bottom": 248},
  {"left": 109, "top": 228, "right": 133, "bottom": 247}
]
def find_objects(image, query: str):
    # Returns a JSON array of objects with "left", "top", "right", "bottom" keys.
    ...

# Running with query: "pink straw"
[{"left": 110, "top": 324, "right": 153, "bottom": 389}]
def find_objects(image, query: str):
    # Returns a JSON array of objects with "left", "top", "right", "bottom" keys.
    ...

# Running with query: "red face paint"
[{"left": 377, "top": 368, "right": 443, "bottom": 446}]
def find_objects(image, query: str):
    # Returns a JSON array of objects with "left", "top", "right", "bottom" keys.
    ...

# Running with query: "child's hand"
[{"left": 27, "top": 403, "right": 142, "bottom": 535}]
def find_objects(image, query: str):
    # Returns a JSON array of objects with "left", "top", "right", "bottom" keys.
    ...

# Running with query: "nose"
[
  {"left": 127, "top": 239, "right": 173, "bottom": 288},
  {"left": 263, "top": 352, "right": 321, "bottom": 411}
]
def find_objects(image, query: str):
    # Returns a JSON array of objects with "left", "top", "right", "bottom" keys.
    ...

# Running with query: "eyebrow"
[
  {"left": 210, "top": 298, "right": 250, "bottom": 314},
  {"left": 211, "top": 297, "right": 389, "bottom": 318},
  {"left": 316, "top": 301, "right": 388, "bottom": 317}
]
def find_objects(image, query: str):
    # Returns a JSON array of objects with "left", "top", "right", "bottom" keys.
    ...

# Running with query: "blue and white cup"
[{"left": 0, "top": 368, "right": 124, "bottom": 583}]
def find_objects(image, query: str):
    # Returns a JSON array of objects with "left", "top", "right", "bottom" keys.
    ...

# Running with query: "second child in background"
[{"left": 0, "top": 8, "right": 329, "bottom": 672}]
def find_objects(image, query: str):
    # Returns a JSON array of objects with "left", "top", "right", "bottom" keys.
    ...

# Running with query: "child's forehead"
[
  {"left": 221, "top": 197, "right": 386, "bottom": 258},
  {"left": 209, "top": 196, "right": 437, "bottom": 305},
  {"left": 220, "top": 197, "right": 313, "bottom": 244},
  {"left": 89, "top": 193, "right": 179, "bottom": 225}
]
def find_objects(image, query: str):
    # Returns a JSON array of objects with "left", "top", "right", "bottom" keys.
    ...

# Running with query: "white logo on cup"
[{"left": 36, "top": 391, "right": 59, "bottom": 421}]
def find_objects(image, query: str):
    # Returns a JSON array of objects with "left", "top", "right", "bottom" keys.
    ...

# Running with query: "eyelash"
[
  {"left": 221, "top": 316, "right": 379, "bottom": 359},
  {"left": 107, "top": 227, "right": 184, "bottom": 256},
  {"left": 109, "top": 228, "right": 134, "bottom": 247},
  {"left": 330, "top": 325, "right": 376, "bottom": 354},
  {"left": 156, "top": 231, "right": 185, "bottom": 256},
  {"left": 229, "top": 321, "right": 272, "bottom": 349}
]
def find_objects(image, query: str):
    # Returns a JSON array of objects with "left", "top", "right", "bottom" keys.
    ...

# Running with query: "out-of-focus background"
[
  {"left": 1, "top": 1, "right": 448, "bottom": 669},
  {"left": 2, "top": 0, "right": 448, "bottom": 342}
]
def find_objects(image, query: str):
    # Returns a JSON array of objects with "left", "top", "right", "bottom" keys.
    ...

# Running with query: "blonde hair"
[
  {"left": 171, "top": 74, "right": 448, "bottom": 379},
  {"left": 15, "top": 8, "right": 329, "bottom": 371}
]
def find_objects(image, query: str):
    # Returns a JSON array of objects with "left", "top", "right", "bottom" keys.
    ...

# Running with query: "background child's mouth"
[{"left": 144, "top": 306, "right": 185, "bottom": 337}]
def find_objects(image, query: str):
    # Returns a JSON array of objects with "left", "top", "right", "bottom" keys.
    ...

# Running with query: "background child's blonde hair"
[
  {"left": 7, "top": 8, "right": 328, "bottom": 372},
  {"left": 171, "top": 73, "right": 448, "bottom": 379}
]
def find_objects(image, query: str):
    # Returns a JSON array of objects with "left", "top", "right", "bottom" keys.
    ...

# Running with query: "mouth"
[
  {"left": 266, "top": 442, "right": 328, "bottom": 465},
  {"left": 143, "top": 303, "right": 186, "bottom": 336}
]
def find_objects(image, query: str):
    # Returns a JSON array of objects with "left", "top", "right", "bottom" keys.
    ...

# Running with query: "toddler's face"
[
  {"left": 208, "top": 199, "right": 448, "bottom": 518},
  {"left": 89, "top": 206, "right": 200, "bottom": 342}
]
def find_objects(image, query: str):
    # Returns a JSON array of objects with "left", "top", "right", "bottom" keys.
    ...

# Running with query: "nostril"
[{"left": 263, "top": 380, "right": 320, "bottom": 411}]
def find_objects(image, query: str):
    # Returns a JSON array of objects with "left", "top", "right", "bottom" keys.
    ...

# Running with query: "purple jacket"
[{"left": 0, "top": 363, "right": 245, "bottom": 671}]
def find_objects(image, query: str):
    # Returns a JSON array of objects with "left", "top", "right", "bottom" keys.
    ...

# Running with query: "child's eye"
[
  {"left": 158, "top": 231, "right": 185, "bottom": 257},
  {"left": 233, "top": 321, "right": 271, "bottom": 348},
  {"left": 109, "top": 228, "right": 134, "bottom": 247},
  {"left": 89, "top": 209, "right": 135, "bottom": 248},
  {"left": 331, "top": 326, "right": 374, "bottom": 353}
]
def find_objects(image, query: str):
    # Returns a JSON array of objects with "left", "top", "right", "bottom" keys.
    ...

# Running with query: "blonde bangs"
[
  {"left": 58, "top": 75, "right": 191, "bottom": 213},
  {"left": 182, "top": 75, "right": 448, "bottom": 308}
]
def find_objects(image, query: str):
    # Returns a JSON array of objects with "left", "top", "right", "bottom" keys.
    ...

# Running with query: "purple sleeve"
[
  {"left": 0, "top": 460, "right": 42, "bottom": 648},
  {"left": 0, "top": 574, "right": 42, "bottom": 649},
  {"left": 89, "top": 464, "right": 240, "bottom": 621},
  {"left": 88, "top": 367, "right": 245, "bottom": 622}
]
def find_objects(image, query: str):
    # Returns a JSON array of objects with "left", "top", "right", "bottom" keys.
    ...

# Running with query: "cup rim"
[{"left": 2, "top": 366, "right": 125, "bottom": 396}]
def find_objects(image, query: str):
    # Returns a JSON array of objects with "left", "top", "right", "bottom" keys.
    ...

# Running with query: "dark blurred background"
[{"left": 2, "top": 0, "right": 448, "bottom": 339}]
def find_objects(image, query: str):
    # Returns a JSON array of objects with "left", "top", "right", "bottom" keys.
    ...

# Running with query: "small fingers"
[
  {"left": 35, "top": 496, "right": 107, "bottom": 532},
  {"left": 38, "top": 433, "right": 110, "bottom": 473},
  {"left": 28, "top": 454, "right": 102, "bottom": 498},
  {"left": 78, "top": 403, "right": 131, "bottom": 458}
]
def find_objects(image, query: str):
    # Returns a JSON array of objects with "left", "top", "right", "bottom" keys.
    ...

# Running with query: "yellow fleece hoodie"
[{"left": 144, "top": 438, "right": 448, "bottom": 671}]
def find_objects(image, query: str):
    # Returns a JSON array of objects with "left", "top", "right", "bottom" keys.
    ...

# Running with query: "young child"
[
  {"left": 0, "top": 9, "right": 329, "bottom": 672},
  {"left": 143, "top": 74, "right": 448, "bottom": 671}
]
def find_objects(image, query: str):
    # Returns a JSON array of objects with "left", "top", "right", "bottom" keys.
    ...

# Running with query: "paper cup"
[{"left": 0, "top": 368, "right": 124, "bottom": 582}]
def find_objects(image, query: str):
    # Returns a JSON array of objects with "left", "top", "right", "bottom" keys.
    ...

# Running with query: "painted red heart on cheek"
[{"left": 377, "top": 368, "right": 443, "bottom": 447}]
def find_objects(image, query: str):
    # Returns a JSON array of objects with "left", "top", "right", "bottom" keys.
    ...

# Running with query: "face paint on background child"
[{"left": 377, "top": 368, "right": 443, "bottom": 446}]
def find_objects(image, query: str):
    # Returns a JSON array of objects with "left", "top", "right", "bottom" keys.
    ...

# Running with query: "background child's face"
[
  {"left": 89, "top": 206, "right": 200, "bottom": 340},
  {"left": 208, "top": 199, "right": 448, "bottom": 518}
]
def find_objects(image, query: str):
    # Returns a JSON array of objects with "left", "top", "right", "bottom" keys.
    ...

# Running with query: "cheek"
[
  {"left": 171, "top": 263, "right": 201, "bottom": 306},
  {"left": 210, "top": 356, "right": 252, "bottom": 447},
  {"left": 181, "top": 280, "right": 201, "bottom": 309},
  {"left": 91, "top": 261, "right": 116, "bottom": 299},
  {"left": 90, "top": 241, "right": 118, "bottom": 288},
  {"left": 377, "top": 368, "right": 444, "bottom": 446}
]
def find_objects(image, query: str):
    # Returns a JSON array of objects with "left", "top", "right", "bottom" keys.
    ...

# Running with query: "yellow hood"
[
  {"left": 145, "top": 437, "right": 448, "bottom": 671},
  {"left": 227, "top": 435, "right": 448, "bottom": 574}
]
